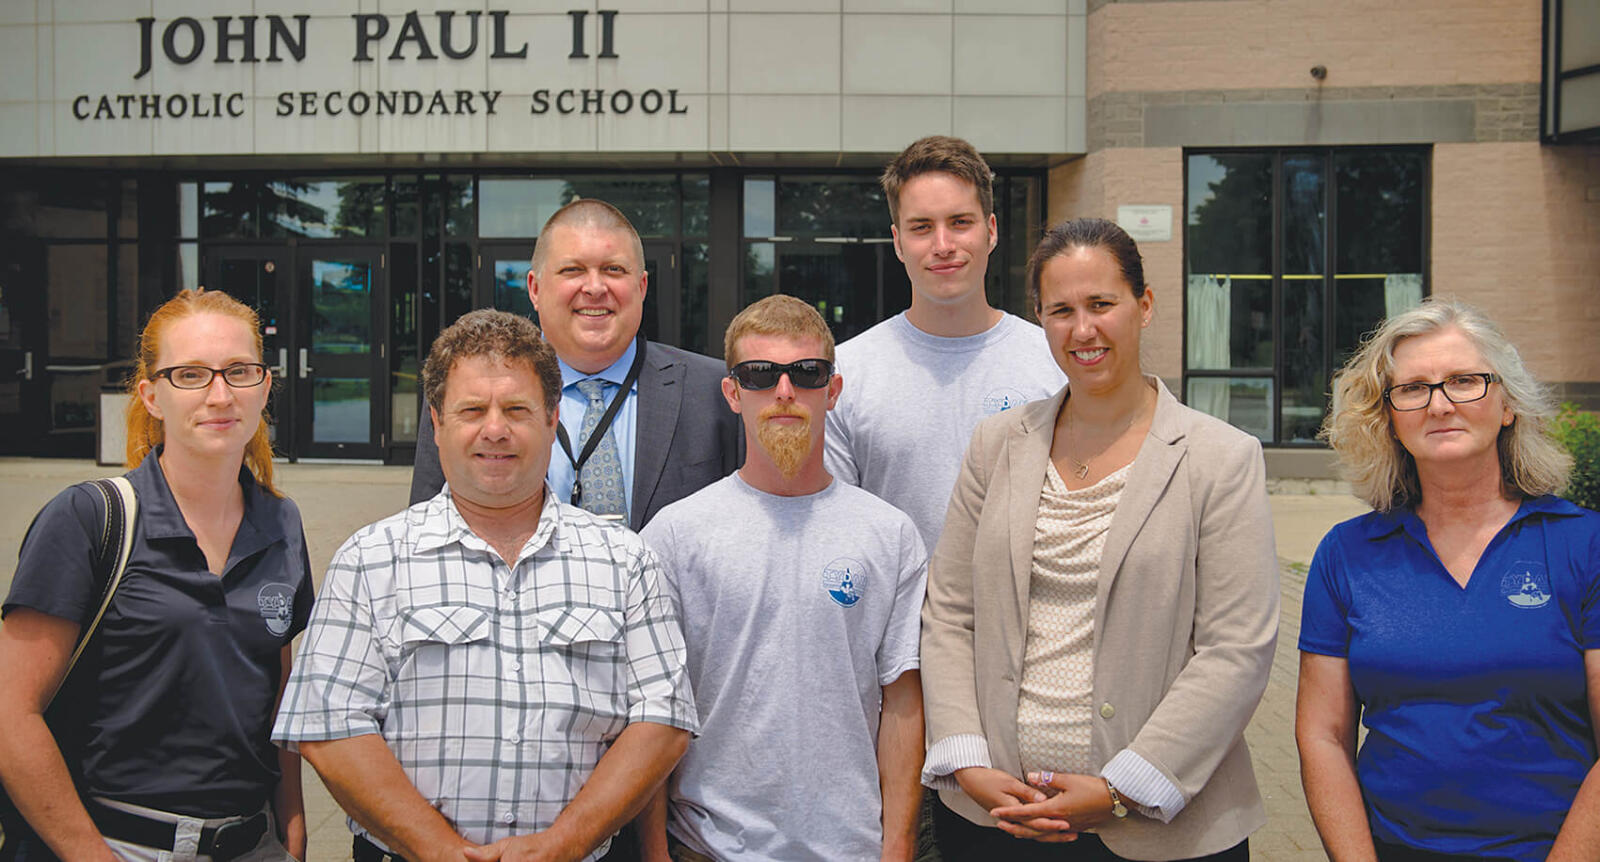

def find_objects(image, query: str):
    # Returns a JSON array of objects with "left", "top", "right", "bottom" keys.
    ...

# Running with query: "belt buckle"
[{"left": 209, "top": 811, "right": 268, "bottom": 861}]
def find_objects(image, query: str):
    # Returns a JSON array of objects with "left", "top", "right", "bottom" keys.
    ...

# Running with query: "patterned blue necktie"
[{"left": 574, "top": 378, "right": 627, "bottom": 518}]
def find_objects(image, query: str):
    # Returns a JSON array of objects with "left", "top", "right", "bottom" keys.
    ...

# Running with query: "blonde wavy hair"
[{"left": 1321, "top": 297, "right": 1570, "bottom": 511}]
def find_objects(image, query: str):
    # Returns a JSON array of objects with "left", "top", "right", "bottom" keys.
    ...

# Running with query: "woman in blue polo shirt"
[
  {"left": 1297, "top": 298, "right": 1600, "bottom": 861},
  {"left": 0, "top": 289, "right": 311, "bottom": 861}
]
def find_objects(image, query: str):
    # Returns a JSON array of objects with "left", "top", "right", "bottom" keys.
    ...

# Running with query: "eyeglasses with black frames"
[
  {"left": 728, "top": 359, "right": 833, "bottom": 391},
  {"left": 152, "top": 363, "right": 270, "bottom": 390},
  {"left": 1383, "top": 372, "right": 1500, "bottom": 412}
]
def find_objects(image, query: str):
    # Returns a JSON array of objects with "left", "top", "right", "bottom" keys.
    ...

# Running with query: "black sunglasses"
[{"left": 728, "top": 359, "right": 834, "bottom": 390}]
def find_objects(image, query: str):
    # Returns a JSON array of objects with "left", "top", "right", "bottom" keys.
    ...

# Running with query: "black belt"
[
  {"left": 354, "top": 834, "right": 411, "bottom": 862},
  {"left": 88, "top": 801, "right": 269, "bottom": 862}
]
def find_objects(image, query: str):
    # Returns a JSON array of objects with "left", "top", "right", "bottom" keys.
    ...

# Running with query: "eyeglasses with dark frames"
[
  {"left": 1383, "top": 372, "right": 1500, "bottom": 412},
  {"left": 727, "top": 359, "right": 833, "bottom": 391},
  {"left": 152, "top": 363, "right": 270, "bottom": 390}
]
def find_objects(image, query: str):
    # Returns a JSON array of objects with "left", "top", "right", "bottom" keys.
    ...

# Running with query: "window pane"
[
  {"left": 391, "top": 177, "right": 420, "bottom": 238},
  {"left": 177, "top": 242, "right": 199, "bottom": 291},
  {"left": 444, "top": 243, "right": 473, "bottom": 326},
  {"left": 262, "top": 178, "right": 385, "bottom": 239},
  {"left": 681, "top": 242, "right": 710, "bottom": 355},
  {"left": 390, "top": 242, "right": 420, "bottom": 443},
  {"left": 202, "top": 181, "right": 257, "bottom": 238},
  {"left": 775, "top": 243, "right": 883, "bottom": 342},
  {"left": 1186, "top": 154, "right": 1272, "bottom": 276},
  {"left": 683, "top": 174, "right": 710, "bottom": 236},
  {"left": 1335, "top": 150, "right": 1425, "bottom": 275},
  {"left": 118, "top": 179, "right": 138, "bottom": 239},
  {"left": 116, "top": 244, "right": 137, "bottom": 357},
  {"left": 179, "top": 182, "right": 199, "bottom": 238},
  {"left": 5, "top": 177, "right": 108, "bottom": 239},
  {"left": 742, "top": 242, "right": 775, "bottom": 306},
  {"left": 1283, "top": 154, "right": 1325, "bottom": 275},
  {"left": 480, "top": 178, "right": 568, "bottom": 238},
  {"left": 444, "top": 176, "right": 475, "bottom": 237},
  {"left": 1282, "top": 277, "right": 1326, "bottom": 443},
  {"left": 561, "top": 175, "right": 680, "bottom": 237},
  {"left": 776, "top": 176, "right": 889, "bottom": 239},
  {"left": 48, "top": 243, "right": 108, "bottom": 358},
  {"left": 1335, "top": 276, "right": 1391, "bottom": 357},
  {"left": 987, "top": 175, "right": 1040, "bottom": 318},
  {"left": 744, "top": 179, "right": 775, "bottom": 237},
  {"left": 493, "top": 258, "right": 534, "bottom": 318},
  {"left": 1187, "top": 377, "right": 1273, "bottom": 442}
]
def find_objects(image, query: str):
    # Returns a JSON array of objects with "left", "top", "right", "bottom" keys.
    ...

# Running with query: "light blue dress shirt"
[{"left": 547, "top": 339, "right": 639, "bottom": 516}]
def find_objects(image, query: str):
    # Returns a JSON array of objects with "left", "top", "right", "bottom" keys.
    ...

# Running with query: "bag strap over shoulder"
[{"left": 46, "top": 476, "right": 138, "bottom": 705}]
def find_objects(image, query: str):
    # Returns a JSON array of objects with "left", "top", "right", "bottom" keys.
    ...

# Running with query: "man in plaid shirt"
[{"left": 274, "top": 310, "right": 697, "bottom": 862}]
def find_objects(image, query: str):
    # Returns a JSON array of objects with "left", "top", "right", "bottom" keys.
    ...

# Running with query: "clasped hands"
[{"left": 954, "top": 766, "right": 1119, "bottom": 843}]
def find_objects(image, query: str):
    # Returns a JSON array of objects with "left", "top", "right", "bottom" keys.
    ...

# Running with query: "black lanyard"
[{"left": 557, "top": 334, "right": 646, "bottom": 509}]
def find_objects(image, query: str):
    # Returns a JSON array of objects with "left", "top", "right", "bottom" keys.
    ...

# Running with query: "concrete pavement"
[{"left": 0, "top": 458, "right": 1368, "bottom": 861}]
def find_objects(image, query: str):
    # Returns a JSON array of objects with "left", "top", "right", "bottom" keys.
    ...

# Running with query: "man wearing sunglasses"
[
  {"left": 409, "top": 198, "right": 741, "bottom": 535},
  {"left": 638, "top": 295, "right": 927, "bottom": 862}
]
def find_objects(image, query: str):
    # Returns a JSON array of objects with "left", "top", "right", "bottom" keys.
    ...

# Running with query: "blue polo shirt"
[
  {"left": 1299, "top": 496, "right": 1600, "bottom": 860},
  {"left": 3, "top": 451, "right": 313, "bottom": 817}
]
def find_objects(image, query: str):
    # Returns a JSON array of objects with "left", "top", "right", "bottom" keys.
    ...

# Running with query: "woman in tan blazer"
[{"left": 920, "top": 218, "right": 1279, "bottom": 861}]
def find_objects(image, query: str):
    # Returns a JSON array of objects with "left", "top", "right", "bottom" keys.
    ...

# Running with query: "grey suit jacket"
[
  {"left": 922, "top": 377, "right": 1279, "bottom": 860},
  {"left": 409, "top": 340, "right": 742, "bottom": 532}
]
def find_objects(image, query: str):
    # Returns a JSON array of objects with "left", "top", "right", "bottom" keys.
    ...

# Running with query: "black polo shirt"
[{"left": 3, "top": 451, "right": 313, "bottom": 817}]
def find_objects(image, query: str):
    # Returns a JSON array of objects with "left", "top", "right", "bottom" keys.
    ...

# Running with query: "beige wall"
[
  {"left": 1432, "top": 142, "right": 1600, "bottom": 384},
  {"left": 1048, "top": 148, "right": 1186, "bottom": 381},
  {"left": 1088, "top": 0, "right": 1539, "bottom": 99}
]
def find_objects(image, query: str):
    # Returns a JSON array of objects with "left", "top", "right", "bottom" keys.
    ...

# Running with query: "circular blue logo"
[
  {"left": 1500, "top": 563, "right": 1552, "bottom": 610},
  {"left": 822, "top": 558, "right": 866, "bottom": 608}
]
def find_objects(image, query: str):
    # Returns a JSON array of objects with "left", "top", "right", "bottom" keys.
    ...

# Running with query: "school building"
[{"left": 1, "top": 0, "right": 1595, "bottom": 473}]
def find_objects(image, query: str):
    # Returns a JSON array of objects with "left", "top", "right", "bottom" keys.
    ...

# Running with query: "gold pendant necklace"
[{"left": 1065, "top": 454, "right": 1090, "bottom": 480}]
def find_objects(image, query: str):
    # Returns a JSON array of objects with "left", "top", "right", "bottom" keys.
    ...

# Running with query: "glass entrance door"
[
  {"left": 297, "top": 246, "right": 384, "bottom": 460},
  {"left": 208, "top": 247, "right": 292, "bottom": 453},
  {"left": 0, "top": 237, "right": 47, "bottom": 453},
  {"left": 208, "top": 244, "right": 386, "bottom": 461}
]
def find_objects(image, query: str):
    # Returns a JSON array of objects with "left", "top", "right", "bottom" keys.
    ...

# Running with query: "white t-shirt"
[
  {"left": 641, "top": 473, "right": 927, "bottom": 862},
  {"left": 825, "top": 311, "right": 1066, "bottom": 551}
]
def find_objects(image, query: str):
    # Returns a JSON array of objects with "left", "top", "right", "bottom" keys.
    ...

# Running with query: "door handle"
[
  {"left": 299, "top": 348, "right": 313, "bottom": 379},
  {"left": 271, "top": 348, "right": 288, "bottom": 378},
  {"left": 16, "top": 351, "right": 31, "bottom": 381}
]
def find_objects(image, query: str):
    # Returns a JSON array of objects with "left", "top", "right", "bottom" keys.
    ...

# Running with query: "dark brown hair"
[
  {"left": 1026, "top": 217, "right": 1148, "bottom": 314},
  {"left": 880, "top": 136, "right": 995, "bottom": 224},
  {"left": 422, "top": 309, "right": 562, "bottom": 415}
]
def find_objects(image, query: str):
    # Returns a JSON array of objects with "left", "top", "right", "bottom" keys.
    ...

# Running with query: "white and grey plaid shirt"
[{"left": 273, "top": 487, "right": 696, "bottom": 858}]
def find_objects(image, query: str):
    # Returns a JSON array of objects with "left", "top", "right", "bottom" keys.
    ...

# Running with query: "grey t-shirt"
[
  {"left": 825, "top": 311, "right": 1066, "bottom": 551},
  {"left": 641, "top": 474, "right": 927, "bottom": 862}
]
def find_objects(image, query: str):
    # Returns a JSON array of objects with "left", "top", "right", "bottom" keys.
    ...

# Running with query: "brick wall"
[
  {"left": 1048, "top": 148, "right": 1186, "bottom": 380},
  {"left": 1088, "top": 0, "right": 1539, "bottom": 100},
  {"left": 1432, "top": 142, "right": 1600, "bottom": 384}
]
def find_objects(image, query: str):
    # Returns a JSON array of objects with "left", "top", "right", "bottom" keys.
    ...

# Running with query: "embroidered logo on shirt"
[
  {"left": 822, "top": 558, "right": 866, "bottom": 608},
  {"left": 982, "top": 387, "right": 1029, "bottom": 415},
  {"left": 257, "top": 583, "right": 296, "bottom": 635},
  {"left": 1500, "top": 562, "right": 1552, "bottom": 610}
]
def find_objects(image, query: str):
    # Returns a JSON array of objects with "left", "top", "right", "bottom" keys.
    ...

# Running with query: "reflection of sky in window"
[
  {"left": 268, "top": 180, "right": 381, "bottom": 238},
  {"left": 1186, "top": 157, "right": 1228, "bottom": 224},
  {"left": 744, "top": 178, "right": 775, "bottom": 237},
  {"left": 313, "top": 260, "right": 368, "bottom": 294},
  {"left": 480, "top": 179, "right": 567, "bottom": 237}
]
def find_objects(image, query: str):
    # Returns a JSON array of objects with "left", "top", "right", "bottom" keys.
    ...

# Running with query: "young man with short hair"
[
  {"left": 825, "top": 135, "right": 1066, "bottom": 554},
  {"left": 641, "top": 295, "right": 927, "bottom": 862}
]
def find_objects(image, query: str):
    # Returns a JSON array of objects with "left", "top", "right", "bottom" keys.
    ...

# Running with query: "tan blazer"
[{"left": 921, "top": 378, "right": 1279, "bottom": 860}]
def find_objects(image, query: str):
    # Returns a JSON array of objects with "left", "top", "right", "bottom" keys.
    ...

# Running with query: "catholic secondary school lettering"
[{"left": 71, "top": 88, "right": 690, "bottom": 121}]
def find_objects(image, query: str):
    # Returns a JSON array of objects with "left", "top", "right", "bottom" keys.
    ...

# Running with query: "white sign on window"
[{"left": 1116, "top": 205, "right": 1173, "bottom": 243}]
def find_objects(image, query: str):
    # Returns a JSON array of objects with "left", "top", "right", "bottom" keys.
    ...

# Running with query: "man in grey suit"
[{"left": 409, "top": 198, "right": 740, "bottom": 534}]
